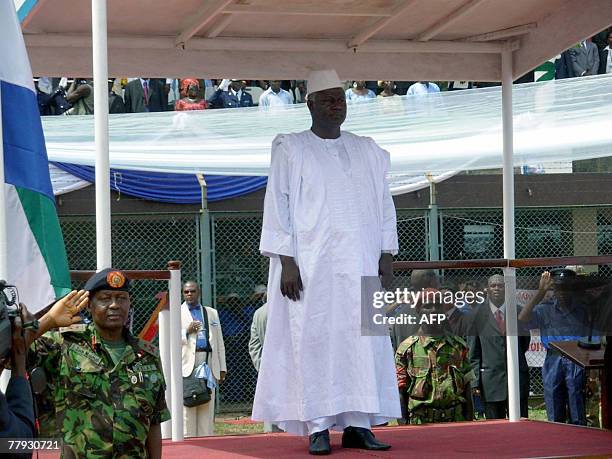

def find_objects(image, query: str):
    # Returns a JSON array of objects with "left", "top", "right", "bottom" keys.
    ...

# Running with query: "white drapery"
[{"left": 43, "top": 74, "right": 612, "bottom": 196}]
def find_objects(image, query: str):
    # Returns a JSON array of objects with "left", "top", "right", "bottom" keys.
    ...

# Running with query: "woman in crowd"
[
  {"left": 175, "top": 79, "right": 208, "bottom": 111},
  {"left": 345, "top": 80, "right": 376, "bottom": 103}
]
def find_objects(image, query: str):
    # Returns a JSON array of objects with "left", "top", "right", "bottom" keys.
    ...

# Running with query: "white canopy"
[
  {"left": 44, "top": 74, "right": 612, "bottom": 195},
  {"left": 20, "top": 0, "right": 612, "bottom": 82}
]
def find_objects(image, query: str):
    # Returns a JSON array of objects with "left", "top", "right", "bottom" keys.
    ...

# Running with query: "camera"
[{"left": 0, "top": 281, "right": 19, "bottom": 363}]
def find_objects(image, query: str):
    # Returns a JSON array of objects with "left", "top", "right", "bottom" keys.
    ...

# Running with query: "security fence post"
[
  {"left": 428, "top": 178, "right": 440, "bottom": 263},
  {"left": 168, "top": 260, "right": 184, "bottom": 441},
  {"left": 198, "top": 175, "right": 213, "bottom": 308},
  {"left": 158, "top": 293, "right": 171, "bottom": 439}
]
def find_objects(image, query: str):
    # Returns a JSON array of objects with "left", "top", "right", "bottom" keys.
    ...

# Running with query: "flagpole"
[
  {"left": 92, "top": 0, "right": 112, "bottom": 270},
  {"left": 501, "top": 45, "right": 521, "bottom": 422},
  {"left": 0, "top": 84, "right": 7, "bottom": 280}
]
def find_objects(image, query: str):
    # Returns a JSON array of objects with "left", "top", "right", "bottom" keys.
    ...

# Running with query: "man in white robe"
[{"left": 252, "top": 69, "right": 401, "bottom": 455}]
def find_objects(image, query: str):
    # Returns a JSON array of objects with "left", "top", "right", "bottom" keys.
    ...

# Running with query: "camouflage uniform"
[
  {"left": 396, "top": 336, "right": 476, "bottom": 424},
  {"left": 29, "top": 323, "right": 170, "bottom": 458}
]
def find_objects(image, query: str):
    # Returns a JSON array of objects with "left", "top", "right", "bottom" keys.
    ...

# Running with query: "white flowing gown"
[{"left": 252, "top": 130, "right": 401, "bottom": 435}]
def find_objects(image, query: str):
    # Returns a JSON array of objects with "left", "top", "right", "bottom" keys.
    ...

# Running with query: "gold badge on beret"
[{"left": 107, "top": 271, "right": 126, "bottom": 289}]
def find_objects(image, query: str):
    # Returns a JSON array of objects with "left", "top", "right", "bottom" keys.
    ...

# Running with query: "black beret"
[{"left": 84, "top": 268, "right": 131, "bottom": 294}]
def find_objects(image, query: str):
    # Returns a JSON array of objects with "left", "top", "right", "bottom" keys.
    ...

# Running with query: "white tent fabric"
[
  {"left": 49, "top": 164, "right": 90, "bottom": 195},
  {"left": 43, "top": 74, "right": 612, "bottom": 195}
]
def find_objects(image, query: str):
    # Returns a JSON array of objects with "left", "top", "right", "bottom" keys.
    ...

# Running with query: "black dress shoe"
[
  {"left": 341, "top": 426, "right": 391, "bottom": 451},
  {"left": 309, "top": 429, "right": 331, "bottom": 455}
]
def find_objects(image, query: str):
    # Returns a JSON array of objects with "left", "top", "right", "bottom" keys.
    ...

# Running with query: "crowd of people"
[
  {"left": 556, "top": 29, "right": 612, "bottom": 78},
  {"left": 31, "top": 26, "right": 612, "bottom": 119},
  {"left": 33, "top": 76, "right": 448, "bottom": 116},
  {"left": 390, "top": 268, "right": 607, "bottom": 427},
  {"left": 243, "top": 267, "right": 605, "bottom": 429}
]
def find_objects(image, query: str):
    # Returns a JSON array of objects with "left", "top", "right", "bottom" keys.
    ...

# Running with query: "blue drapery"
[{"left": 53, "top": 162, "right": 267, "bottom": 204}]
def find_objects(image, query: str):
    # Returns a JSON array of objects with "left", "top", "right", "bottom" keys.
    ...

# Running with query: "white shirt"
[
  {"left": 407, "top": 82, "right": 440, "bottom": 96},
  {"left": 259, "top": 87, "right": 293, "bottom": 107},
  {"left": 345, "top": 88, "right": 376, "bottom": 103},
  {"left": 606, "top": 46, "right": 612, "bottom": 74},
  {"left": 165, "top": 78, "right": 180, "bottom": 105}
]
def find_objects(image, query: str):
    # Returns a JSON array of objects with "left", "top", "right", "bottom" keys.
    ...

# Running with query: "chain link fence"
[
  {"left": 431, "top": 206, "right": 604, "bottom": 396},
  {"left": 60, "top": 213, "right": 200, "bottom": 341},
  {"left": 59, "top": 205, "right": 611, "bottom": 412},
  {"left": 210, "top": 213, "right": 266, "bottom": 412}
]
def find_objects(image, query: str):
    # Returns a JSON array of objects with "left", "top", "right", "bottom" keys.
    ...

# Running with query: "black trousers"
[{"left": 484, "top": 397, "right": 529, "bottom": 419}]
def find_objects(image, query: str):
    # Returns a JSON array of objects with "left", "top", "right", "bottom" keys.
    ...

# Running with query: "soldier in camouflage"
[
  {"left": 27, "top": 269, "right": 170, "bottom": 458},
  {"left": 395, "top": 288, "right": 475, "bottom": 424}
]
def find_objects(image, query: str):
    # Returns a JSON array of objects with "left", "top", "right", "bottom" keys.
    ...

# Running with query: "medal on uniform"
[{"left": 131, "top": 374, "right": 138, "bottom": 384}]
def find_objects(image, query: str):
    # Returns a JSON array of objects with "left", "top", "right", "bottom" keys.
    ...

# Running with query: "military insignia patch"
[{"left": 107, "top": 271, "right": 126, "bottom": 289}]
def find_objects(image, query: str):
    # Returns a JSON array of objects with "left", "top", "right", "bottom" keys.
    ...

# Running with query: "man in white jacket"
[{"left": 181, "top": 280, "right": 227, "bottom": 437}]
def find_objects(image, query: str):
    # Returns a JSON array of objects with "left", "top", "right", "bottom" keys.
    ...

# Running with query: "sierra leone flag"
[{"left": 1, "top": 1, "right": 70, "bottom": 312}]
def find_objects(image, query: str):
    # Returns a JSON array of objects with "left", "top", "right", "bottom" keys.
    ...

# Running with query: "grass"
[
  {"left": 214, "top": 420, "right": 264, "bottom": 436},
  {"left": 215, "top": 414, "right": 263, "bottom": 436},
  {"left": 528, "top": 397, "right": 548, "bottom": 421}
]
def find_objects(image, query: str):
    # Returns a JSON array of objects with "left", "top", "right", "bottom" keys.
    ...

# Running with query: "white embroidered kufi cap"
[{"left": 306, "top": 69, "right": 343, "bottom": 98}]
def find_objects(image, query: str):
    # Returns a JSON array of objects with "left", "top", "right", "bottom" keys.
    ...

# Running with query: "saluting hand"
[
  {"left": 46, "top": 290, "right": 89, "bottom": 329},
  {"left": 538, "top": 271, "right": 553, "bottom": 293}
]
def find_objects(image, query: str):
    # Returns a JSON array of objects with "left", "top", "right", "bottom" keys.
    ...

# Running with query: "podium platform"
[{"left": 38, "top": 419, "right": 612, "bottom": 458}]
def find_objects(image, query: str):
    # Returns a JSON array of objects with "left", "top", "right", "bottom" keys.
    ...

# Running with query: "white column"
[
  {"left": 158, "top": 304, "right": 171, "bottom": 439},
  {"left": 502, "top": 46, "right": 521, "bottom": 422},
  {"left": 92, "top": 0, "right": 111, "bottom": 270},
  {"left": 168, "top": 261, "right": 184, "bottom": 441}
]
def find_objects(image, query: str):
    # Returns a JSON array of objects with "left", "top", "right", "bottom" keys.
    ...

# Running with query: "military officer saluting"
[
  {"left": 28, "top": 269, "right": 170, "bottom": 458},
  {"left": 395, "top": 289, "right": 475, "bottom": 424}
]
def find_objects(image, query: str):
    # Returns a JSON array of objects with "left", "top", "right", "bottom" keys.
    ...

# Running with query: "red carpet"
[{"left": 37, "top": 420, "right": 612, "bottom": 458}]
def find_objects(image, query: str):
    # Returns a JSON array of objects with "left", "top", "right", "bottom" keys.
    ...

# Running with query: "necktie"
[
  {"left": 495, "top": 309, "right": 505, "bottom": 335},
  {"left": 143, "top": 80, "right": 149, "bottom": 105}
]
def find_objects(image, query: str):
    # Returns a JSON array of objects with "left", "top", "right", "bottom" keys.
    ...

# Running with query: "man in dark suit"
[
  {"left": 467, "top": 274, "right": 530, "bottom": 419},
  {"left": 123, "top": 78, "right": 166, "bottom": 113},
  {"left": 208, "top": 79, "right": 254, "bottom": 109},
  {"left": 568, "top": 40, "right": 600, "bottom": 77},
  {"left": 555, "top": 50, "right": 575, "bottom": 79},
  {"left": 597, "top": 30, "right": 612, "bottom": 74}
]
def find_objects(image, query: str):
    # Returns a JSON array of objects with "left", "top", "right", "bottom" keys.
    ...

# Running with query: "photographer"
[
  {"left": 0, "top": 310, "right": 34, "bottom": 439},
  {"left": 64, "top": 78, "right": 94, "bottom": 115},
  {"left": 0, "top": 289, "right": 90, "bottom": 458}
]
